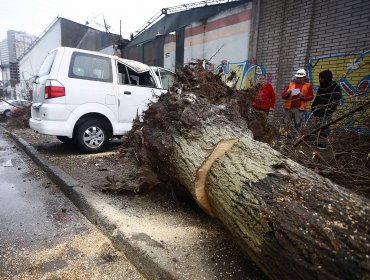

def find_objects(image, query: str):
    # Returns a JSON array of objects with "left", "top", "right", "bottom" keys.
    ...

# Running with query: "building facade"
[
  {"left": 123, "top": 0, "right": 370, "bottom": 128},
  {"left": 0, "top": 30, "right": 36, "bottom": 98},
  {"left": 256, "top": 0, "right": 370, "bottom": 115},
  {"left": 124, "top": 0, "right": 250, "bottom": 70},
  {"left": 0, "top": 39, "right": 10, "bottom": 90}
]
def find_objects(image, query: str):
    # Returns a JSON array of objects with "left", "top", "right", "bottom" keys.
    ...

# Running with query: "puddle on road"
[{"left": 0, "top": 135, "right": 82, "bottom": 247}]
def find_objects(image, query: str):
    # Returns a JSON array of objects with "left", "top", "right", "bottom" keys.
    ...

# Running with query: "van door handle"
[{"left": 124, "top": 91, "right": 131, "bottom": 95}]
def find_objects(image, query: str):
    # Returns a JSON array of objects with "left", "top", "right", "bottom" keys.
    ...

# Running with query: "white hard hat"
[{"left": 295, "top": 69, "right": 306, "bottom": 77}]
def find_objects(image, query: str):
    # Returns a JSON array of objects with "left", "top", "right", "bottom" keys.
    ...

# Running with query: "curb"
[{"left": 4, "top": 128, "right": 175, "bottom": 280}]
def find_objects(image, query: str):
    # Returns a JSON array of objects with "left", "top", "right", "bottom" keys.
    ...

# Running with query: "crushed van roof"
[{"left": 118, "top": 58, "right": 151, "bottom": 73}]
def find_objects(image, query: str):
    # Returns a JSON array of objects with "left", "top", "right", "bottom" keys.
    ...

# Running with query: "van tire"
[
  {"left": 4, "top": 110, "right": 11, "bottom": 118},
  {"left": 75, "top": 119, "right": 108, "bottom": 153}
]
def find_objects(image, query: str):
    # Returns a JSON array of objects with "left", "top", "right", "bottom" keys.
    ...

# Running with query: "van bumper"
[{"left": 29, "top": 118, "right": 73, "bottom": 137}]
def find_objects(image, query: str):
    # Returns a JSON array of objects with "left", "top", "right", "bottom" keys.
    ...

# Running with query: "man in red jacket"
[
  {"left": 252, "top": 75, "right": 276, "bottom": 120},
  {"left": 281, "top": 69, "right": 313, "bottom": 131}
]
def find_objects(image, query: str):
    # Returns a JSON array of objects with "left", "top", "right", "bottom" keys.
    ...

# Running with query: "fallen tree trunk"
[
  {"left": 139, "top": 113, "right": 368, "bottom": 279},
  {"left": 126, "top": 65, "right": 369, "bottom": 279}
]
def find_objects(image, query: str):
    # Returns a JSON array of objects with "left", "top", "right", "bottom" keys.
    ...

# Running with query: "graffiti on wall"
[
  {"left": 213, "top": 58, "right": 271, "bottom": 89},
  {"left": 307, "top": 50, "right": 370, "bottom": 133},
  {"left": 211, "top": 52, "right": 369, "bottom": 133},
  {"left": 308, "top": 50, "right": 370, "bottom": 96}
]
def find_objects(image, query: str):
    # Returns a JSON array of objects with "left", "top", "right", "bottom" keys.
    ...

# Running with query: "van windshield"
[
  {"left": 158, "top": 68, "right": 175, "bottom": 90},
  {"left": 39, "top": 51, "right": 57, "bottom": 77}
]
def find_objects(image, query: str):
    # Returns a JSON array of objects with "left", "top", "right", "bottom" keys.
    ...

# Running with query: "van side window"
[
  {"left": 126, "top": 66, "right": 156, "bottom": 88},
  {"left": 68, "top": 52, "right": 112, "bottom": 82}
]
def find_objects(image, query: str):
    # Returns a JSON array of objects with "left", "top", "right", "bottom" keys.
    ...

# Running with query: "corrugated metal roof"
[{"left": 126, "top": 0, "right": 250, "bottom": 47}]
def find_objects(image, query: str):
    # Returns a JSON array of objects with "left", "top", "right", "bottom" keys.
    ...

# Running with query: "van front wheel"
[{"left": 75, "top": 120, "right": 108, "bottom": 153}]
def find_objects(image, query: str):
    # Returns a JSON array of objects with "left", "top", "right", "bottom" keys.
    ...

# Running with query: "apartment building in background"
[{"left": 0, "top": 30, "right": 36, "bottom": 99}]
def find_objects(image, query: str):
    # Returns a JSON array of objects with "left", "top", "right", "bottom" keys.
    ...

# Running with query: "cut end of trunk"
[{"left": 194, "top": 139, "right": 238, "bottom": 217}]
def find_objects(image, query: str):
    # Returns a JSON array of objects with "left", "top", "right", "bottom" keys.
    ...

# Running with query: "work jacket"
[
  {"left": 252, "top": 83, "right": 276, "bottom": 111},
  {"left": 311, "top": 81, "right": 342, "bottom": 118},
  {"left": 282, "top": 82, "right": 313, "bottom": 110}
]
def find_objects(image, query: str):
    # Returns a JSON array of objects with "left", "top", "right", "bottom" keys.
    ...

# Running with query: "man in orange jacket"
[{"left": 281, "top": 69, "right": 313, "bottom": 130}]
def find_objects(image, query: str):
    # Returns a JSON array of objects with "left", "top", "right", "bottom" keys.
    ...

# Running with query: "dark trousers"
[{"left": 314, "top": 113, "right": 333, "bottom": 142}]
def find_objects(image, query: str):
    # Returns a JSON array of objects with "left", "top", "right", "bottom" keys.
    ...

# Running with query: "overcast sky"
[{"left": 0, "top": 0, "right": 199, "bottom": 40}]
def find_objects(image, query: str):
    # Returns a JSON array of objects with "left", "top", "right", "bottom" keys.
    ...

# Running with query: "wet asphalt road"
[{"left": 0, "top": 129, "right": 144, "bottom": 279}]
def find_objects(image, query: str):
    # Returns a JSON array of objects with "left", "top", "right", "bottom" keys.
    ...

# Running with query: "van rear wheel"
[{"left": 75, "top": 119, "right": 108, "bottom": 153}]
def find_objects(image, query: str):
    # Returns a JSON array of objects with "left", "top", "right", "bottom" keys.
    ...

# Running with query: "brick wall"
[{"left": 256, "top": 0, "right": 370, "bottom": 113}]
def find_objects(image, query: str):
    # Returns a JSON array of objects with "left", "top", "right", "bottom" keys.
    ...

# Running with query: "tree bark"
[{"left": 141, "top": 117, "right": 370, "bottom": 280}]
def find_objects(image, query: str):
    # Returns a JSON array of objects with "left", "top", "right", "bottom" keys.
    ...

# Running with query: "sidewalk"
[{"left": 3, "top": 126, "right": 266, "bottom": 280}]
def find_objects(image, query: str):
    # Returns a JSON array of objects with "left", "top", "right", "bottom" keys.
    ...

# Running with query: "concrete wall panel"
[
  {"left": 184, "top": 3, "right": 252, "bottom": 65},
  {"left": 19, "top": 22, "right": 61, "bottom": 81}
]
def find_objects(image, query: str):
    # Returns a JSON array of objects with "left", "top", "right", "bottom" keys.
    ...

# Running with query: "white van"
[{"left": 30, "top": 47, "right": 175, "bottom": 152}]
